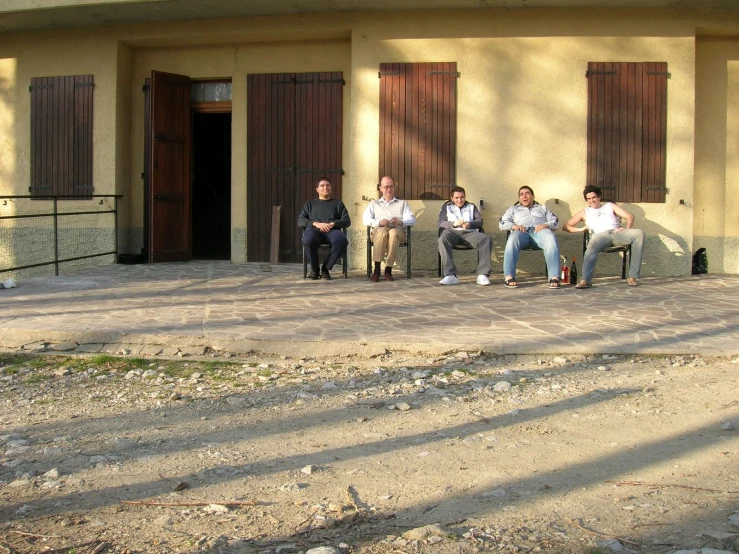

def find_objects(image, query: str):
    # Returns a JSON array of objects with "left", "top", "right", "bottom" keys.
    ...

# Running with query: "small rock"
[
  {"left": 202, "top": 503, "right": 229, "bottom": 514},
  {"left": 154, "top": 515, "right": 171, "bottom": 527},
  {"left": 596, "top": 538, "right": 626, "bottom": 551},
  {"left": 225, "top": 395, "right": 251, "bottom": 406},
  {"left": 552, "top": 356, "right": 568, "bottom": 364},
  {"left": 669, "top": 550, "right": 736, "bottom": 554},
  {"left": 395, "top": 402, "right": 411, "bottom": 411},
  {"left": 275, "top": 544, "right": 301, "bottom": 554},
  {"left": 403, "top": 523, "right": 451, "bottom": 540},
  {"left": 43, "top": 468, "right": 60, "bottom": 478},
  {"left": 481, "top": 488, "right": 506, "bottom": 498},
  {"left": 142, "top": 369, "right": 158, "bottom": 378},
  {"left": 301, "top": 464, "right": 319, "bottom": 475},
  {"left": 281, "top": 482, "right": 302, "bottom": 492},
  {"left": 493, "top": 381, "right": 511, "bottom": 392},
  {"left": 8, "top": 479, "right": 32, "bottom": 488},
  {"left": 170, "top": 392, "right": 182, "bottom": 401},
  {"left": 54, "top": 367, "right": 72, "bottom": 377},
  {"left": 598, "top": 365, "right": 609, "bottom": 371},
  {"left": 306, "top": 548, "right": 340, "bottom": 554},
  {"left": 321, "top": 381, "right": 337, "bottom": 390},
  {"left": 721, "top": 421, "right": 735, "bottom": 431},
  {"left": 15, "top": 505, "right": 34, "bottom": 516},
  {"left": 729, "top": 513, "right": 739, "bottom": 527}
]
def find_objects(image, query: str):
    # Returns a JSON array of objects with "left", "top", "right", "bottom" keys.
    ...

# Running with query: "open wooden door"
[{"left": 149, "top": 70, "right": 191, "bottom": 262}]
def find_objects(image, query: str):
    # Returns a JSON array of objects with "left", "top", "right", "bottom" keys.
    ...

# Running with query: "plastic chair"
[
  {"left": 582, "top": 229, "right": 630, "bottom": 279},
  {"left": 366, "top": 226, "right": 411, "bottom": 279},
  {"left": 301, "top": 228, "right": 348, "bottom": 279}
]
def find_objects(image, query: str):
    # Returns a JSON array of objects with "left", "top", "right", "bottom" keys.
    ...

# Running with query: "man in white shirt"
[
  {"left": 563, "top": 184, "right": 645, "bottom": 288},
  {"left": 362, "top": 176, "right": 416, "bottom": 282}
]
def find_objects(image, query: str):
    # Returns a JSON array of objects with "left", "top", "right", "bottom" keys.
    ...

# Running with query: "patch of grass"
[
  {"left": 24, "top": 374, "right": 54, "bottom": 384},
  {"left": 0, "top": 366, "right": 19, "bottom": 375},
  {"left": 27, "top": 356, "right": 49, "bottom": 369},
  {"left": 89, "top": 354, "right": 117, "bottom": 365}
]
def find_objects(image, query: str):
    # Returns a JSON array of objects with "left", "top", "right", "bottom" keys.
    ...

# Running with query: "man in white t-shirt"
[
  {"left": 362, "top": 176, "right": 416, "bottom": 281},
  {"left": 563, "top": 185, "right": 645, "bottom": 288}
]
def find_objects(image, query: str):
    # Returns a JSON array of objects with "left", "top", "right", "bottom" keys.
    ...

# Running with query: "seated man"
[
  {"left": 298, "top": 178, "right": 351, "bottom": 280},
  {"left": 362, "top": 176, "right": 416, "bottom": 282},
  {"left": 499, "top": 186, "right": 561, "bottom": 289},
  {"left": 563, "top": 184, "right": 645, "bottom": 288},
  {"left": 437, "top": 186, "right": 492, "bottom": 285}
]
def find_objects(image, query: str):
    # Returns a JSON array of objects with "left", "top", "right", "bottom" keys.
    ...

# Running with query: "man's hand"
[
  {"left": 614, "top": 227, "right": 624, "bottom": 233},
  {"left": 512, "top": 224, "right": 527, "bottom": 232},
  {"left": 462, "top": 222, "right": 471, "bottom": 230},
  {"left": 390, "top": 217, "right": 403, "bottom": 227},
  {"left": 454, "top": 219, "right": 465, "bottom": 228},
  {"left": 534, "top": 224, "right": 548, "bottom": 232},
  {"left": 313, "top": 222, "right": 333, "bottom": 233},
  {"left": 379, "top": 219, "right": 390, "bottom": 227}
]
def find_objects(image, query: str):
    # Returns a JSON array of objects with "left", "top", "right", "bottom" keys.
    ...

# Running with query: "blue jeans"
[
  {"left": 503, "top": 228, "right": 560, "bottom": 280},
  {"left": 582, "top": 228, "right": 645, "bottom": 283}
]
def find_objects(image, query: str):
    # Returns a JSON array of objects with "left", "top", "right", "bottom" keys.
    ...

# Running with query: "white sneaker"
[
  {"left": 439, "top": 275, "right": 459, "bottom": 285},
  {"left": 476, "top": 274, "right": 491, "bottom": 286}
]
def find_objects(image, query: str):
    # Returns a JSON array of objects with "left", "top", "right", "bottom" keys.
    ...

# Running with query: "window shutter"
[
  {"left": 379, "top": 62, "right": 457, "bottom": 200},
  {"left": 30, "top": 74, "right": 94, "bottom": 198},
  {"left": 586, "top": 62, "right": 666, "bottom": 203}
]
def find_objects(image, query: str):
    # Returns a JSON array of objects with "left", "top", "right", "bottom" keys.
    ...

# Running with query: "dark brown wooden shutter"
[
  {"left": 247, "top": 72, "right": 343, "bottom": 263},
  {"left": 30, "top": 74, "right": 93, "bottom": 198},
  {"left": 379, "top": 62, "right": 457, "bottom": 200},
  {"left": 587, "top": 62, "right": 666, "bottom": 203}
]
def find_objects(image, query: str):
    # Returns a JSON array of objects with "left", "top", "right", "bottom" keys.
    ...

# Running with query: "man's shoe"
[
  {"left": 384, "top": 272, "right": 394, "bottom": 282},
  {"left": 370, "top": 273, "right": 380, "bottom": 282},
  {"left": 439, "top": 275, "right": 459, "bottom": 285},
  {"left": 321, "top": 268, "right": 332, "bottom": 280},
  {"left": 308, "top": 271, "right": 320, "bottom": 280},
  {"left": 476, "top": 274, "right": 491, "bottom": 286}
]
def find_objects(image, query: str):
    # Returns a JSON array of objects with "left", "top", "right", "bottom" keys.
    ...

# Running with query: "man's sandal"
[
  {"left": 504, "top": 278, "right": 518, "bottom": 289},
  {"left": 627, "top": 277, "right": 638, "bottom": 287},
  {"left": 548, "top": 278, "right": 561, "bottom": 289},
  {"left": 574, "top": 280, "right": 591, "bottom": 289}
]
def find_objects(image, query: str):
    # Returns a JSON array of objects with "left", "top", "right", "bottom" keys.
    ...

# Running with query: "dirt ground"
[{"left": 0, "top": 350, "right": 738, "bottom": 554}]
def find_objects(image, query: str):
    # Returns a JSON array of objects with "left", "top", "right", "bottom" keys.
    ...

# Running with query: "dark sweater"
[{"left": 298, "top": 198, "right": 351, "bottom": 229}]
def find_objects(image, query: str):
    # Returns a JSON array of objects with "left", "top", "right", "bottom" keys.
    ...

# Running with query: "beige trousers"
[{"left": 370, "top": 226, "right": 406, "bottom": 267}]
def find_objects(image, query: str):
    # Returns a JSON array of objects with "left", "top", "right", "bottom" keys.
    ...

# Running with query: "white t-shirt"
[{"left": 585, "top": 202, "right": 620, "bottom": 234}]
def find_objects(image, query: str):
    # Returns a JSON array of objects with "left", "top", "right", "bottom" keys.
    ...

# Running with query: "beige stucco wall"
[
  {"left": 4, "top": 8, "right": 739, "bottom": 276},
  {"left": 349, "top": 11, "right": 696, "bottom": 276},
  {"left": 695, "top": 37, "right": 739, "bottom": 274}
]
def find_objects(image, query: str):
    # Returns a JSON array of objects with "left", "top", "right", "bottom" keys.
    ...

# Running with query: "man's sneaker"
[
  {"left": 439, "top": 275, "right": 459, "bottom": 285},
  {"left": 476, "top": 274, "right": 491, "bottom": 286},
  {"left": 308, "top": 271, "right": 321, "bottom": 280},
  {"left": 321, "top": 268, "right": 332, "bottom": 280}
]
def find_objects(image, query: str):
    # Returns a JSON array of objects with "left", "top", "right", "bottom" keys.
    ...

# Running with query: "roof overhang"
[{"left": 2, "top": 0, "right": 739, "bottom": 34}]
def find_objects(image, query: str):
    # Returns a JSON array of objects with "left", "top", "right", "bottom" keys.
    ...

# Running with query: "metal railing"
[{"left": 0, "top": 194, "right": 123, "bottom": 276}]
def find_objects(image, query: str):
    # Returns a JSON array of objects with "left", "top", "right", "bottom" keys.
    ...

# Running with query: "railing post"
[
  {"left": 53, "top": 197, "right": 59, "bottom": 276},
  {"left": 113, "top": 196, "right": 119, "bottom": 264}
]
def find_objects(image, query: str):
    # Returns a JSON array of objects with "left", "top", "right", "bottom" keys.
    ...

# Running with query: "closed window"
[
  {"left": 30, "top": 75, "right": 94, "bottom": 198},
  {"left": 379, "top": 62, "right": 458, "bottom": 200},
  {"left": 586, "top": 62, "right": 667, "bottom": 203}
]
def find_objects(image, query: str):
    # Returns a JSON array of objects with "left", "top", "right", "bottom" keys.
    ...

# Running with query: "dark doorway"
[{"left": 192, "top": 112, "right": 231, "bottom": 259}]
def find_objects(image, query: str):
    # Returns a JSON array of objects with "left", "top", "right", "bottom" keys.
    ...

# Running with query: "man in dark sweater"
[{"left": 298, "top": 178, "right": 351, "bottom": 280}]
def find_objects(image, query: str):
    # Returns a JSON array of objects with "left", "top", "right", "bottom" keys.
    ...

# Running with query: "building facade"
[{"left": 1, "top": 1, "right": 738, "bottom": 276}]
